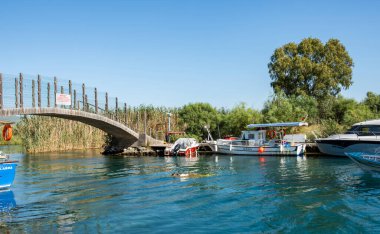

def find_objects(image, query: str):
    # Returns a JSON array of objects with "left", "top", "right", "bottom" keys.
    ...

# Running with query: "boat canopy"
[{"left": 247, "top": 122, "right": 308, "bottom": 128}]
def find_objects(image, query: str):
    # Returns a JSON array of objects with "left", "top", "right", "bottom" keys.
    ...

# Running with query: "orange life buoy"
[
  {"left": 266, "top": 130, "right": 276, "bottom": 139},
  {"left": 279, "top": 129, "right": 286, "bottom": 137},
  {"left": 2, "top": 124, "right": 12, "bottom": 141}
]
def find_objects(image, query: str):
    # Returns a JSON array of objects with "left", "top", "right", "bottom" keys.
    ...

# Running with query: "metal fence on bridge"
[{"left": 0, "top": 73, "right": 163, "bottom": 138}]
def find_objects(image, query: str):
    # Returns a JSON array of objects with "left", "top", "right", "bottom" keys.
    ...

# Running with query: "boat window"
[
  {"left": 248, "top": 134, "right": 255, "bottom": 139},
  {"left": 354, "top": 125, "right": 380, "bottom": 136}
]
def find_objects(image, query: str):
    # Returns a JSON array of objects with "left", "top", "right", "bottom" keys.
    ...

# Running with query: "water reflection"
[{"left": 0, "top": 189, "right": 16, "bottom": 212}]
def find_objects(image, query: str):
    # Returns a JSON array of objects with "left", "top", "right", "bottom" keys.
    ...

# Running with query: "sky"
[{"left": 0, "top": 0, "right": 379, "bottom": 109}]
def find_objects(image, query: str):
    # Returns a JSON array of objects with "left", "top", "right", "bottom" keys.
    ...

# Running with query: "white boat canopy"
[{"left": 247, "top": 122, "right": 309, "bottom": 128}]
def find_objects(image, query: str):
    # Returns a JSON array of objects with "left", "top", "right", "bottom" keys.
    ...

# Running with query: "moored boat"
[
  {"left": 164, "top": 138, "right": 199, "bottom": 156},
  {"left": 346, "top": 152, "right": 380, "bottom": 172},
  {"left": 316, "top": 119, "right": 380, "bottom": 157},
  {"left": 0, "top": 152, "right": 17, "bottom": 189},
  {"left": 216, "top": 122, "right": 308, "bottom": 156}
]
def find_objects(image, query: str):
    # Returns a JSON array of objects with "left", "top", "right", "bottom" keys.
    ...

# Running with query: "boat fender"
[
  {"left": 258, "top": 146, "right": 265, "bottom": 153},
  {"left": 2, "top": 124, "right": 12, "bottom": 141}
]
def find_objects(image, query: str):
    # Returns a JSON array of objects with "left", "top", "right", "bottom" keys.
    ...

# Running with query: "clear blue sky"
[{"left": 1, "top": 0, "right": 379, "bottom": 109}]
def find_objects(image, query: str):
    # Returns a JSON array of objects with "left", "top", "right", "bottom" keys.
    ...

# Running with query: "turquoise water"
[{"left": 2, "top": 148, "right": 380, "bottom": 233}]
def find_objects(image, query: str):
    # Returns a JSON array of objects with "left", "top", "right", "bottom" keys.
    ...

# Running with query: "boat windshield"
[{"left": 346, "top": 125, "right": 380, "bottom": 136}]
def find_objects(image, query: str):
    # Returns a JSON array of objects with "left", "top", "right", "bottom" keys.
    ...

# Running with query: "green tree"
[
  {"left": 363, "top": 92, "right": 380, "bottom": 116},
  {"left": 222, "top": 103, "right": 263, "bottom": 136},
  {"left": 262, "top": 92, "right": 318, "bottom": 123},
  {"left": 178, "top": 103, "right": 219, "bottom": 139},
  {"left": 268, "top": 38, "right": 354, "bottom": 99}
]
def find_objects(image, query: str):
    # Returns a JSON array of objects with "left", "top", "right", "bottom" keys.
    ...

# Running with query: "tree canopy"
[{"left": 268, "top": 38, "right": 354, "bottom": 99}]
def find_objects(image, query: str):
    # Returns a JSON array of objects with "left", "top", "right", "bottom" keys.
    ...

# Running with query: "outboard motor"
[{"left": 172, "top": 144, "right": 181, "bottom": 156}]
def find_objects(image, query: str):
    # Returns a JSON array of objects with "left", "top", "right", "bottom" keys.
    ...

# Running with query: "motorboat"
[
  {"left": 164, "top": 138, "right": 199, "bottom": 156},
  {"left": 216, "top": 122, "right": 308, "bottom": 156},
  {"left": 316, "top": 119, "right": 380, "bottom": 157},
  {"left": 346, "top": 152, "right": 380, "bottom": 172},
  {"left": 0, "top": 151, "right": 17, "bottom": 189}
]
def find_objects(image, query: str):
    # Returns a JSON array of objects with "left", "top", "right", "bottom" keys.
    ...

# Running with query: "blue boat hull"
[
  {"left": 346, "top": 152, "right": 380, "bottom": 172},
  {"left": 0, "top": 163, "right": 17, "bottom": 189}
]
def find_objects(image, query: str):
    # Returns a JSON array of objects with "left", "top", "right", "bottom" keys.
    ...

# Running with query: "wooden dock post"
[
  {"left": 47, "top": 82, "right": 50, "bottom": 107},
  {"left": 95, "top": 88, "right": 98, "bottom": 114},
  {"left": 15, "top": 78, "right": 19, "bottom": 108},
  {"left": 38, "top": 75, "right": 41, "bottom": 108},
  {"left": 0, "top": 73, "right": 3, "bottom": 110},
  {"left": 32, "top": 79, "right": 35, "bottom": 107},
  {"left": 19, "top": 73, "right": 23, "bottom": 108},
  {"left": 54, "top": 77, "right": 57, "bottom": 107},
  {"left": 69, "top": 80, "right": 72, "bottom": 109}
]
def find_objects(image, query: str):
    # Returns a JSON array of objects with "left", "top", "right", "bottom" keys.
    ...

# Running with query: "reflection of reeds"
[{"left": 16, "top": 105, "right": 182, "bottom": 152}]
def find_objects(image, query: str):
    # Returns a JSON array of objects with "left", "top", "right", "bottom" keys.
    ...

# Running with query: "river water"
[{"left": 1, "top": 146, "right": 380, "bottom": 233}]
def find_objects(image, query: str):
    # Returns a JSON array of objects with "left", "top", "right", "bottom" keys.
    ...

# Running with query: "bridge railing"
[{"left": 0, "top": 73, "right": 166, "bottom": 140}]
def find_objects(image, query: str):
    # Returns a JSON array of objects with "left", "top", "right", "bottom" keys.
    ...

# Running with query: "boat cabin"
[{"left": 240, "top": 130, "right": 267, "bottom": 141}]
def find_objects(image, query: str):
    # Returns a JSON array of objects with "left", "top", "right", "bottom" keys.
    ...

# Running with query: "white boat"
[
  {"left": 316, "top": 119, "right": 380, "bottom": 157},
  {"left": 216, "top": 122, "right": 308, "bottom": 156},
  {"left": 164, "top": 138, "right": 199, "bottom": 156},
  {"left": 346, "top": 152, "right": 380, "bottom": 172}
]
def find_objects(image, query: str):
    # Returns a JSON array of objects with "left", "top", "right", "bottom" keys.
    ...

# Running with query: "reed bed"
[{"left": 16, "top": 105, "right": 182, "bottom": 153}]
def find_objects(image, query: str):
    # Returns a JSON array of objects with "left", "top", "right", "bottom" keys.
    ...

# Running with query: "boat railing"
[{"left": 339, "top": 131, "right": 380, "bottom": 139}]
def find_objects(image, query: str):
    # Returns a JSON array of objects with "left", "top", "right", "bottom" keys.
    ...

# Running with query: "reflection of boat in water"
[
  {"left": 0, "top": 151, "right": 18, "bottom": 189},
  {"left": 0, "top": 190, "right": 16, "bottom": 212},
  {"left": 216, "top": 122, "right": 308, "bottom": 156},
  {"left": 346, "top": 152, "right": 380, "bottom": 172},
  {"left": 316, "top": 119, "right": 380, "bottom": 156},
  {"left": 164, "top": 138, "right": 199, "bottom": 156}
]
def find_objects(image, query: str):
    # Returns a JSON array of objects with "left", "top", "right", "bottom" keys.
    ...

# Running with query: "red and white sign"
[{"left": 56, "top": 94, "right": 71, "bottom": 106}]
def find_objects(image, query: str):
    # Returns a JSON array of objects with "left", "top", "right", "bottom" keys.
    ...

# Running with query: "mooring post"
[
  {"left": 38, "top": 75, "right": 41, "bottom": 108},
  {"left": 0, "top": 73, "right": 3, "bottom": 110},
  {"left": 54, "top": 77, "right": 57, "bottom": 107},
  {"left": 32, "top": 79, "right": 35, "bottom": 108},
  {"left": 19, "top": 73, "right": 23, "bottom": 108},
  {"left": 73, "top": 89, "right": 77, "bottom": 109},
  {"left": 15, "top": 77, "right": 19, "bottom": 108},
  {"left": 115, "top": 97, "right": 118, "bottom": 121},
  {"left": 47, "top": 82, "right": 50, "bottom": 107},
  {"left": 82, "top": 83, "right": 85, "bottom": 111},
  {"left": 69, "top": 80, "right": 72, "bottom": 109},
  {"left": 95, "top": 88, "right": 98, "bottom": 114},
  {"left": 124, "top": 103, "right": 127, "bottom": 125}
]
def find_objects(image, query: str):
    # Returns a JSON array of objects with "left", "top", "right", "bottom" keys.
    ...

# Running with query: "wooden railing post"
[
  {"left": 144, "top": 109, "right": 147, "bottom": 134},
  {"left": 32, "top": 80, "right": 35, "bottom": 107},
  {"left": 47, "top": 82, "right": 50, "bottom": 107},
  {"left": 15, "top": 78, "right": 19, "bottom": 108},
  {"left": 69, "top": 80, "right": 72, "bottom": 109},
  {"left": 19, "top": 73, "right": 23, "bottom": 108},
  {"left": 124, "top": 103, "right": 127, "bottom": 125},
  {"left": 85, "top": 94, "right": 88, "bottom": 112},
  {"left": 95, "top": 88, "right": 98, "bottom": 114},
  {"left": 38, "top": 75, "right": 41, "bottom": 107},
  {"left": 105, "top": 92, "right": 108, "bottom": 113},
  {"left": 82, "top": 83, "right": 85, "bottom": 111},
  {"left": 54, "top": 77, "right": 57, "bottom": 107},
  {"left": 115, "top": 97, "right": 118, "bottom": 121},
  {"left": 73, "top": 89, "right": 77, "bottom": 109},
  {"left": 0, "top": 73, "right": 3, "bottom": 109}
]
